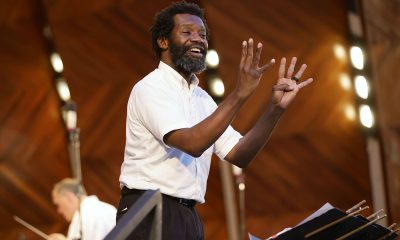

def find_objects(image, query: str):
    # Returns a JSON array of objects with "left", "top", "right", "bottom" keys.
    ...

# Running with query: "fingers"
[
  {"left": 245, "top": 38, "right": 253, "bottom": 69},
  {"left": 293, "top": 64, "right": 307, "bottom": 80},
  {"left": 240, "top": 38, "right": 270, "bottom": 73},
  {"left": 278, "top": 57, "right": 286, "bottom": 79},
  {"left": 278, "top": 57, "right": 309, "bottom": 83},
  {"left": 252, "top": 42, "right": 262, "bottom": 68},
  {"left": 297, "top": 78, "right": 314, "bottom": 89},
  {"left": 259, "top": 58, "right": 276, "bottom": 72},
  {"left": 273, "top": 77, "right": 314, "bottom": 92},
  {"left": 239, "top": 41, "right": 247, "bottom": 68},
  {"left": 286, "top": 57, "right": 297, "bottom": 79}
]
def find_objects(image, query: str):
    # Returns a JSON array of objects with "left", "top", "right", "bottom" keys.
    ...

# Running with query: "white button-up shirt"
[
  {"left": 119, "top": 61, "right": 242, "bottom": 203},
  {"left": 67, "top": 195, "right": 116, "bottom": 240}
]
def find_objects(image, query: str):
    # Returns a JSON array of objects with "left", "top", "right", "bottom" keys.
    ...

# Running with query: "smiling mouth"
[{"left": 187, "top": 47, "right": 205, "bottom": 57}]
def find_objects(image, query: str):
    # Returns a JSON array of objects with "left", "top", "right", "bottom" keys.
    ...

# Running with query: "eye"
[{"left": 182, "top": 31, "right": 190, "bottom": 35}]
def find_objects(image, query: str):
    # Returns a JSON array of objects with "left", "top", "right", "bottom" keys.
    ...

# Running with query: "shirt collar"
[{"left": 158, "top": 61, "right": 199, "bottom": 94}]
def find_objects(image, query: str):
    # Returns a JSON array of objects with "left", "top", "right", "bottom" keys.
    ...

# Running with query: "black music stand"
[{"left": 275, "top": 208, "right": 397, "bottom": 240}]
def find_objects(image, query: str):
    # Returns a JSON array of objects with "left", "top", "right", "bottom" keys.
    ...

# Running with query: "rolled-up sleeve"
[{"left": 214, "top": 125, "right": 242, "bottom": 160}]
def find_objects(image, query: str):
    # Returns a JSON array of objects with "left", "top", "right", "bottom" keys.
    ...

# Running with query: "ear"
[
  {"left": 157, "top": 37, "right": 168, "bottom": 50},
  {"left": 64, "top": 191, "right": 77, "bottom": 201}
]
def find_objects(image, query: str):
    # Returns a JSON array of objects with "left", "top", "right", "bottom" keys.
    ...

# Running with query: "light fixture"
[
  {"left": 347, "top": 12, "right": 363, "bottom": 37},
  {"left": 350, "top": 46, "right": 364, "bottom": 70},
  {"left": 359, "top": 104, "right": 374, "bottom": 128},
  {"left": 56, "top": 77, "right": 71, "bottom": 102},
  {"left": 339, "top": 73, "right": 352, "bottom": 90},
  {"left": 344, "top": 104, "right": 356, "bottom": 121},
  {"left": 209, "top": 77, "right": 225, "bottom": 97},
  {"left": 354, "top": 75, "right": 369, "bottom": 99},
  {"left": 232, "top": 165, "right": 242, "bottom": 176},
  {"left": 206, "top": 49, "right": 219, "bottom": 68},
  {"left": 50, "top": 52, "right": 64, "bottom": 73},
  {"left": 333, "top": 43, "right": 346, "bottom": 61},
  {"left": 62, "top": 101, "right": 77, "bottom": 131}
]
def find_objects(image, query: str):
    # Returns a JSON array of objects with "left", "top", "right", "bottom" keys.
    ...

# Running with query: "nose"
[{"left": 190, "top": 32, "right": 206, "bottom": 44}]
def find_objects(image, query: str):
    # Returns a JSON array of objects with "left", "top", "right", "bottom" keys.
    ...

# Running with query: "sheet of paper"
[
  {"left": 248, "top": 233, "right": 262, "bottom": 240},
  {"left": 267, "top": 228, "right": 292, "bottom": 239},
  {"left": 296, "top": 202, "right": 334, "bottom": 226},
  {"left": 248, "top": 203, "right": 334, "bottom": 240}
]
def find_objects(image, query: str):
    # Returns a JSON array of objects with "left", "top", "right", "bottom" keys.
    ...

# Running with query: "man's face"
[
  {"left": 52, "top": 190, "right": 78, "bottom": 222},
  {"left": 168, "top": 13, "right": 208, "bottom": 74}
]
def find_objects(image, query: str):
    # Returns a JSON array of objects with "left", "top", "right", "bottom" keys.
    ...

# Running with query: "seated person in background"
[{"left": 48, "top": 178, "right": 117, "bottom": 240}]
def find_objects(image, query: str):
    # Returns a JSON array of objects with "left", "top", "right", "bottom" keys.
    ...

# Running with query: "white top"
[
  {"left": 119, "top": 61, "right": 242, "bottom": 203},
  {"left": 67, "top": 195, "right": 117, "bottom": 240}
]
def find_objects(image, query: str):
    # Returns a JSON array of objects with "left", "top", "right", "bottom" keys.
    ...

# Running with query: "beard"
[{"left": 169, "top": 38, "right": 207, "bottom": 75}]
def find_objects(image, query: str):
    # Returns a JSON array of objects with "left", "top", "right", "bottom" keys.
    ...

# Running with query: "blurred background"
[{"left": 1, "top": 0, "right": 399, "bottom": 239}]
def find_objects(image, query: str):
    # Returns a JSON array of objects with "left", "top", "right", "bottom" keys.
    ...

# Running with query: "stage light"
[
  {"left": 354, "top": 75, "right": 369, "bottom": 99},
  {"left": 350, "top": 46, "right": 364, "bottom": 70},
  {"left": 333, "top": 43, "right": 346, "bottom": 61},
  {"left": 359, "top": 104, "right": 374, "bottom": 128},
  {"left": 56, "top": 77, "right": 71, "bottom": 101},
  {"left": 339, "top": 73, "right": 352, "bottom": 91},
  {"left": 232, "top": 165, "right": 243, "bottom": 176},
  {"left": 62, "top": 101, "right": 77, "bottom": 131},
  {"left": 344, "top": 104, "right": 356, "bottom": 121},
  {"left": 50, "top": 52, "right": 64, "bottom": 73},
  {"left": 347, "top": 12, "right": 363, "bottom": 37},
  {"left": 209, "top": 77, "right": 225, "bottom": 97},
  {"left": 206, "top": 49, "right": 219, "bottom": 68}
]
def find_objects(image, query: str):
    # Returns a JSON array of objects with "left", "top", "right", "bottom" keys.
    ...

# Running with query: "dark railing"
[{"left": 104, "top": 189, "right": 162, "bottom": 240}]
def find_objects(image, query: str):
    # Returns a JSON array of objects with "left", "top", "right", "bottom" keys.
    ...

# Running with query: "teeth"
[{"left": 190, "top": 48, "right": 201, "bottom": 53}]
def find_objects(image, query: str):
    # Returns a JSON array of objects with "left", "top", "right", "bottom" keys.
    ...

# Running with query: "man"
[
  {"left": 49, "top": 178, "right": 117, "bottom": 240},
  {"left": 117, "top": 1, "right": 313, "bottom": 239}
]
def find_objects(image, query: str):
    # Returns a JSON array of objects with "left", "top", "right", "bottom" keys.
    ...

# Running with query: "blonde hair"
[{"left": 53, "top": 178, "right": 87, "bottom": 197}]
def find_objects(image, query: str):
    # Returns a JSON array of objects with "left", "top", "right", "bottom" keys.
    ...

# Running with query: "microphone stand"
[
  {"left": 68, "top": 128, "right": 82, "bottom": 182},
  {"left": 233, "top": 166, "right": 246, "bottom": 240}
]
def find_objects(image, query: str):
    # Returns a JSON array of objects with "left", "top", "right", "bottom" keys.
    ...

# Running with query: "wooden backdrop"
[{"left": 0, "top": 0, "right": 375, "bottom": 239}]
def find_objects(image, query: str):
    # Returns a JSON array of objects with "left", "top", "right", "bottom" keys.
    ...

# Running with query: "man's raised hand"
[
  {"left": 236, "top": 38, "right": 275, "bottom": 99},
  {"left": 271, "top": 57, "right": 313, "bottom": 109}
]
